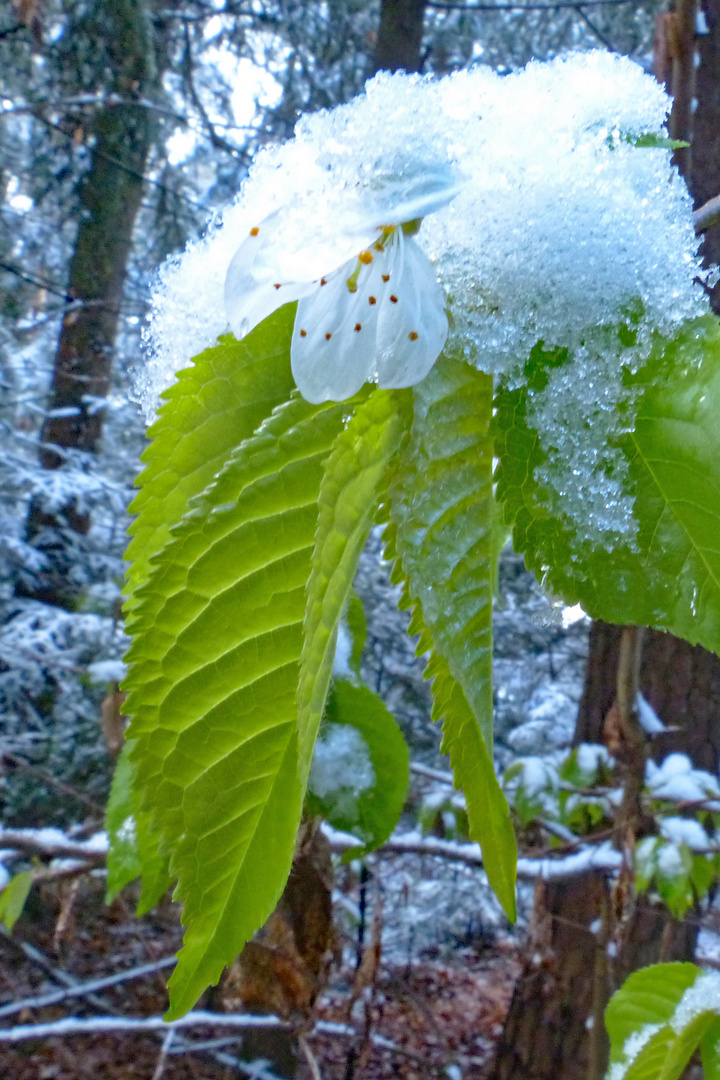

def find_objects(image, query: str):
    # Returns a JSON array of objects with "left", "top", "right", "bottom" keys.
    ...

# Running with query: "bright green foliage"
[
  {"left": 123, "top": 376, "right": 365, "bottom": 1017},
  {"left": 0, "top": 870, "right": 32, "bottom": 930},
  {"left": 307, "top": 678, "right": 410, "bottom": 855},
  {"left": 105, "top": 740, "right": 170, "bottom": 913},
  {"left": 603, "top": 963, "right": 720, "bottom": 1080},
  {"left": 494, "top": 317, "right": 720, "bottom": 653},
  {"left": 345, "top": 592, "right": 368, "bottom": 678},
  {"left": 389, "top": 358, "right": 496, "bottom": 752},
  {"left": 380, "top": 357, "right": 516, "bottom": 916},
  {"left": 297, "top": 389, "right": 412, "bottom": 780},
  {"left": 124, "top": 311, "right": 296, "bottom": 612},
  {"left": 701, "top": 1017, "right": 720, "bottom": 1080}
]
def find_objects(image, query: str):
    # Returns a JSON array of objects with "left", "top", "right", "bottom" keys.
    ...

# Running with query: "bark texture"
[
  {"left": 693, "top": 1, "right": 720, "bottom": 313},
  {"left": 371, "top": 0, "right": 426, "bottom": 74},
  {"left": 22, "top": 0, "right": 158, "bottom": 606},
  {"left": 492, "top": 627, "right": 720, "bottom": 1080}
]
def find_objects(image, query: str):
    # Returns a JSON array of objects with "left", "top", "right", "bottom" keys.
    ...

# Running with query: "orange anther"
[
  {"left": 382, "top": 274, "right": 390, "bottom": 283},
  {"left": 273, "top": 283, "right": 281, "bottom": 289},
  {"left": 300, "top": 329, "right": 307, "bottom": 337},
  {"left": 250, "top": 226, "right": 260, "bottom": 236},
  {"left": 368, "top": 296, "right": 377, "bottom": 305},
  {"left": 320, "top": 277, "right": 327, "bottom": 286},
  {"left": 354, "top": 323, "right": 362, "bottom": 332},
  {"left": 408, "top": 331, "right": 419, "bottom": 341},
  {"left": 390, "top": 294, "right": 398, "bottom": 303},
  {"left": 325, "top": 332, "right": 332, "bottom": 340},
  {"left": 359, "top": 250, "right": 373, "bottom": 264}
]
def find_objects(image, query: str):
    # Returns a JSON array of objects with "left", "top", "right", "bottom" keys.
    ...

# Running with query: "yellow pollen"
[
  {"left": 359, "top": 250, "right": 373, "bottom": 264},
  {"left": 382, "top": 274, "right": 390, "bottom": 283},
  {"left": 354, "top": 323, "right": 362, "bottom": 332},
  {"left": 250, "top": 226, "right": 259, "bottom": 236},
  {"left": 368, "top": 296, "right": 377, "bottom": 305},
  {"left": 408, "top": 331, "right": 419, "bottom": 341}
]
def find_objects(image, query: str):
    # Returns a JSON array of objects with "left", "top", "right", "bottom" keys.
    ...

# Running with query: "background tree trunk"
[
  {"left": 21, "top": 0, "right": 158, "bottom": 607},
  {"left": 371, "top": 0, "right": 427, "bottom": 74},
  {"left": 492, "top": 626, "right": 720, "bottom": 1080},
  {"left": 693, "top": 1, "right": 720, "bottom": 313}
]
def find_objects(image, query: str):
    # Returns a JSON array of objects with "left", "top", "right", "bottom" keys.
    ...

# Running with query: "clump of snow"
[
  {"left": 576, "top": 742, "right": 612, "bottom": 775},
  {"left": 636, "top": 693, "right": 666, "bottom": 735},
  {"left": 671, "top": 970, "right": 720, "bottom": 1033},
  {"left": 656, "top": 841, "right": 687, "bottom": 880},
  {"left": 143, "top": 52, "right": 709, "bottom": 544},
  {"left": 646, "top": 754, "right": 720, "bottom": 806},
  {"left": 87, "top": 659, "right": 127, "bottom": 684},
  {"left": 309, "top": 723, "right": 375, "bottom": 821},
  {"left": 660, "top": 816, "right": 711, "bottom": 851},
  {"left": 332, "top": 624, "right": 353, "bottom": 679}
]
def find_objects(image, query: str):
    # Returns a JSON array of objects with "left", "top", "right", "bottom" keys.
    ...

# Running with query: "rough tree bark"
[
  {"left": 21, "top": 0, "right": 158, "bottom": 607},
  {"left": 693, "top": 1, "right": 720, "bottom": 313},
  {"left": 371, "top": 0, "right": 427, "bottom": 75}
]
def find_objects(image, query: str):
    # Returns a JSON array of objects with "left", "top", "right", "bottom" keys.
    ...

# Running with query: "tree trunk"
[
  {"left": 21, "top": 0, "right": 157, "bottom": 607},
  {"left": 371, "top": 0, "right": 426, "bottom": 75},
  {"left": 693, "top": 1, "right": 720, "bottom": 313},
  {"left": 491, "top": 627, "right": 720, "bottom": 1080}
]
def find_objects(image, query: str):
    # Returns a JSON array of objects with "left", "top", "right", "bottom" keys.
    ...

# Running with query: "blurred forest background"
[{"left": 2, "top": 1, "right": 720, "bottom": 1078}]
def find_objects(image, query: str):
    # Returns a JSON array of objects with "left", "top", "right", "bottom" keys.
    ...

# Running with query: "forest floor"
[{"left": 0, "top": 870, "right": 521, "bottom": 1080}]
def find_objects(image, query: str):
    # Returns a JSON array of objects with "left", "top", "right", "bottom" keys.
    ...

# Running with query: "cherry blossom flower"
[{"left": 224, "top": 167, "right": 462, "bottom": 403}]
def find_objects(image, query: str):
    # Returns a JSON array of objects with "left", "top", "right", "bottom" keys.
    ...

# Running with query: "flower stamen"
[
  {"left": 354, "top": 323, "right": 362, "bottom": 331},
  {"left": 250, "top": 226, "right": 260, "bottom": 236},
  {"left": 409, "top": 331, "right": 419, "bottom": 340}
]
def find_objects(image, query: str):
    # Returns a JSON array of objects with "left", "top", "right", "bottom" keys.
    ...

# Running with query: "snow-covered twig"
[
  {"left": 0, "top": 1011, "right": 288, "bottom": 1042},
  {"left": 0, "top": 954, "right": 177, "bottom": 1019},
  {"left": 0, "top": 827, "right": 107, "bottom": 864},
  {"left": 323, "top": 825, "right": 623, "bottom": 879}
]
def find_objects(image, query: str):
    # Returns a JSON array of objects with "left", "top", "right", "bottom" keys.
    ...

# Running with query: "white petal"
[
  {"left": 375, "top": 233, "right": 448, "bottom": 388},
  {"left": 224, "top": 216, "right": 313, "bottom": 339},
  {"left": 291, "top": 256, "right": 386, "bottom": 403}
]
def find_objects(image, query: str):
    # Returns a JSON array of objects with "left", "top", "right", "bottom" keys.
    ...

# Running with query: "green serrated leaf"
[
  {"left": 623, "top": 1026, "right": 676, "bottom": 1080},
  {"left": 124, "top": 309, "right": 296, "bottom": 612},
  {"left": 605, "top": 963, "right": 699, "bottom": 1064},
  {"left": 124, "top": 375, "right": 364, "bottom": 1017},
  {"left": 701, "top": 1016, "right": 720, "bottom": 1080},
  {"left": 297, "top": 388, "right": 412, "bottom": 780},
  {"left": 106, "top": 740, "right": 170, "bottom": 911},
  {"left": 0, "top": 870, "right": 32, "bottom": 930},
  {"left": 389, "top": 357, "right": 496, "bottom": 752},
  {"left": 494, "top": 316, "right": 720, "bottom": 654},
  {"left": 381, "top": 555, "right": 516, "bottom": 917},
  {"left": 307, "top": 678, "right": 409, "bottom": 855},
  {"left": 658, "top": 1011, "right": 715, "bottom": 1080}
]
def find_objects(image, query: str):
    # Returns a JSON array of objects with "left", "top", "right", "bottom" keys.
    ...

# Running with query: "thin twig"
[
  {"left": 0, "top": 955, "right": 177, "bottom": 1019},
  {"left": 151, "top": 1028, "right": 176, "bottom": 1080},
  {"left": 300, "top": 1033, "right": 323, "bottom": 1080},
  {"left": 0, "top": 1011, "right": 288, "bottom": 1042},
  {"left": 694, "top": 194, "right": 720, "bottom": 234}
]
